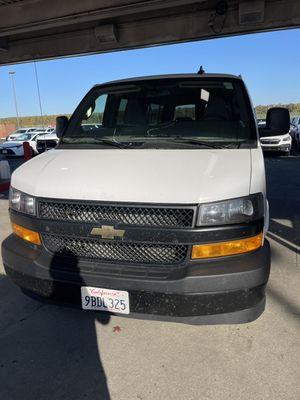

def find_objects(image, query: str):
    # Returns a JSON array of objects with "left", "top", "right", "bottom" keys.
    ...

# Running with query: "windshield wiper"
[
  {"left": 147, "top": 121, "right": 177, "bottom": 135},
  {"left": 62, "top": 137, "right": 127, "bottom": 148},
  {"left": 151, "top": 136, "right": 226, "bottom": 149},
  {"left": 155, "top": 136, "right": 246, "bottom": 149}
]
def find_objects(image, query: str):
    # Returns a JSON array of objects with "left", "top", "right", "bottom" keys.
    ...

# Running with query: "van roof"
[{"left": 93, "top": 73, "right": 242, "bottom": 88}]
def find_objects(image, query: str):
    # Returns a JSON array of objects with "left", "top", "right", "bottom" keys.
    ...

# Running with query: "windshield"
[
  {"left": 13, "top": 134, "right": 32, "bottom": 141},
  {"left": 63, "top": 78, "right": 257, "bottom": 149}
]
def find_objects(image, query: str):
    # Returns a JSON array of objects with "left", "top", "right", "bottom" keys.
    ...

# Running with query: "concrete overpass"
[{"left": 0, "top": 0, "right": 299, "bottom": 65}]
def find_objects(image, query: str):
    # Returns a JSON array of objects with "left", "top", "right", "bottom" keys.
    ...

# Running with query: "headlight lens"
[
  {"left": 9, "top": 187, "right": 36, "bottom": 215},
  {"left": 282, "top": 136, "right": 290, "bottom": 142},
  {"left": 197, "top": 194, "right": 264, "bottom": 226}
]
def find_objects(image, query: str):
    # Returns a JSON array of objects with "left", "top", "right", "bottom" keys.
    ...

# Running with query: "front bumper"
[
  {"left": 261, "top": 143, "right": 291, "bottom": 152},
  {"left": 0, "top": 147, "right": 23, "bottom": 156},
  {"left": 2, "top": 233, "right": 270, "bottom": 325}
]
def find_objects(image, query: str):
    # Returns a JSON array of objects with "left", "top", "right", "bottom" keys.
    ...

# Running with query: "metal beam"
[
  {"left": 0, "top": 0, "right": 299, "bottom": 64},
  {"left": 0, "top": 0, "right": 207, "bottom": 37}
]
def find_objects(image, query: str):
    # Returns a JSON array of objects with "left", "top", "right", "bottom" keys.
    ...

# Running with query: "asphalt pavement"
[{"left": 0, "top": 154, "right": 299, "bottom": 400}]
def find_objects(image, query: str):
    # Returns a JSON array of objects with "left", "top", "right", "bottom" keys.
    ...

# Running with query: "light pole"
[
  {"left": 34, "top": 61, "right": 44, "bottom": 128},
  {"left": 8, "top": 71, "right": 20, "bottom": 129}
]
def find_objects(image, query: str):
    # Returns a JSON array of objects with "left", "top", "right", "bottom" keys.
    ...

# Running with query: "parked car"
[
  {"left": 6, "top": 127, "right": 39, "bottom": 141},
  {"left": 0, "top": 132, "right": 46, "bottom": 156},
  {"left": 259, "top": 109, "right": 292, "bottom": 156},
  {"left": 82, "top": 123, "right": 102, "bottom": 131},
  {"left": 260, "top": 134, "right": 292, "bottom": 155},
  {"left": 257, "top": 118, "right": 266, "bottom": 128},
  {"left": 290, "top": 116, "right": 300, "bottom": 145},
  {"left": 45, "top": 126, "right": 55, "bottom": 133},
  {"left": 36, "top": 131, "right": 59, "bottom": 153},
  {"left": 4, "top": 73, "right": 288, "bottom": 325}
]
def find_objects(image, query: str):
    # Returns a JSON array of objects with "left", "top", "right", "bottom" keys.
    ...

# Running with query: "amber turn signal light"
[
  {"left": 191, "top": 233, "right": 263, "bottom": 259},
  {"left": 11, "top": 223, "right": 41, "bottom": 245}
]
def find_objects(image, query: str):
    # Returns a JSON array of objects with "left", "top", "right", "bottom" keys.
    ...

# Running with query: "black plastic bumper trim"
[
  {"left": 2, "top": 231, "right": 270, "bottom": 323},
  {"left": 2, "top": 234, "right": 270, "bottom": 293},
  {"left": 5, "top": 264, "right": 266, "bottom": 323}
]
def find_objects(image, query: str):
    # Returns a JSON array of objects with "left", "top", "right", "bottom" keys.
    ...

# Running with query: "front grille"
[
  {"left": 42, "top": 234, "right": 188, "bottom": 265},
  {"left": 1, "top": 148, "right": 15, "bottom": 155},
  {"left": 260, "top": 139, "right": 280, "bottom": 145},
  {"left": 38, "top": 201, "right": 194, "bottom": 228}
]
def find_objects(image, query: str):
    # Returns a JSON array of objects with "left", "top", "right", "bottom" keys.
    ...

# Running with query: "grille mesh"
[
  {"left": 38, "top": 201, "right": 194, "bottom": 228},
  {"left": 260, "top": 139, "right": 280, "bottom": 145},
  {"left": 43, "top": 234, "right": 188, "bottom": 265}
]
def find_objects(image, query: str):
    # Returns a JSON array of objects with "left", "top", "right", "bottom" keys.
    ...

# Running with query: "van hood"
[{"left": 12, "top": 149, "right": 251, "bottom": 204}]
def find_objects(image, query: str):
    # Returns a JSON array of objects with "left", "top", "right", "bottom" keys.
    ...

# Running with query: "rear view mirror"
[
  {"left": 263, "top": 107, "right": 290, "bottom": 135},
  {"left": 56, "top": 116, "right": 69, "bottom": 138}
]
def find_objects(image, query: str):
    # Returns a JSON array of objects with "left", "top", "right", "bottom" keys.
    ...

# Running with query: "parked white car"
[
  {"left": 6, "top": 127, "right": 39, "bottom": 141},
  {"left": 260, "top": 133, "right": 292, "bottom": 155},
  {"left": 257, "top": 119, "right": 266, "bottom": 128},
  {"left": 259, "top": 108, "right": 292, "bottom": 156},
  {"left": 45, "top": 127, "right": 55, "bottom": 133},
  {"left": 36, "top": 131, "right": 59, "bottom": 153},
  {"left": 33, "top": 127, "right": 54, "bottom": 135},
  {"left": 0, "top": 132, "right": 47, "bottom": 156}
]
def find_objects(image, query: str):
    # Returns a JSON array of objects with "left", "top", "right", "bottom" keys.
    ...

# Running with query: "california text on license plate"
[{"left": 81, "top": 286, "right": 130, "bottom": 314}]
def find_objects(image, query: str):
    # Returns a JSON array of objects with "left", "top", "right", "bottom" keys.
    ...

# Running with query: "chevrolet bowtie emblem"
[{"left": 90, "top": 225, "right": 125, "bottom": 240}]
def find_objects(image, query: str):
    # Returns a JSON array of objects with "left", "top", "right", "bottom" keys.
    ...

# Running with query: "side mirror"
[
  {"left": 265, "top": 107, "right": 290, "bottom": 135},
  {"left": 56, "top": 116, "right": 69, "bottom": 138}
]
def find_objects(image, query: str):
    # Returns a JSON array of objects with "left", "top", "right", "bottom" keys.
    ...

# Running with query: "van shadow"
[{"left": 0, "top": 252, "right": 111, "bottom": 400}]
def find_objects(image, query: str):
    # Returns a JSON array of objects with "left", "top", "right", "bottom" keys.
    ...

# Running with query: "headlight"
[
  {"left": 197, "top": 194, "right": 264, "bottom": 226},
  {"left": 9, "top": 187, "right": 36, "bottom": 215},
  {"left": 282, "top": 136, "right": 290, "bottom": 142}
]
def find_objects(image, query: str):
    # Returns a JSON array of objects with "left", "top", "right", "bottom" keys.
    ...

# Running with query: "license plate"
[
  {"left": 81, "top": 286, "right": 130, "bottom": 314},
  {"left": 2, "top": 150, "right": 7, "bottom": 154}
]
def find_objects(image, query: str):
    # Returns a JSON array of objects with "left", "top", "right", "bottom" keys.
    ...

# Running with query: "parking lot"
[{"left": 0, "top": 154, "right": 299, "bottom": 400}]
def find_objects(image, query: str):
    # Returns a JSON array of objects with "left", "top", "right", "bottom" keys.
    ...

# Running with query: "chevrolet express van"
[{"left": 2, "top": 73, "right": 289, "bottom": 324}]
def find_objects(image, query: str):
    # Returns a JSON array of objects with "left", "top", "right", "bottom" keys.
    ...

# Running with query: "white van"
[{"left": 3, "top": 73, "right": 289, "bottom": 324}]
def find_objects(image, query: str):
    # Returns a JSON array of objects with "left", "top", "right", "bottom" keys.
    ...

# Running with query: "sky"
[{"left": 0, "top": 28, "right": 299, "bottom": 118}]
